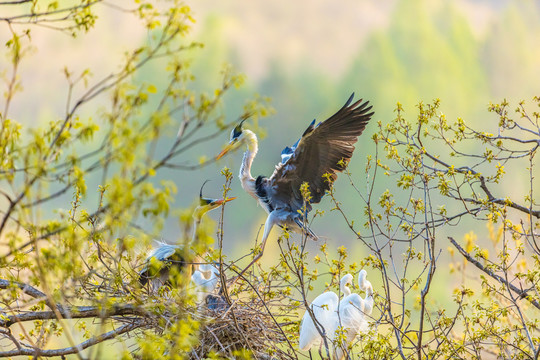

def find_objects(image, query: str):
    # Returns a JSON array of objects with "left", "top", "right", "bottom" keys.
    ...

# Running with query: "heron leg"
[
  {"left": 231, "top": 211, "right": 278, "bottom": 283},
  {"left": 293, "top": 217, "right": 318, "bottom": 240},
  {"left": 334, "top": 346, "right": 344, "bottom": 360}
]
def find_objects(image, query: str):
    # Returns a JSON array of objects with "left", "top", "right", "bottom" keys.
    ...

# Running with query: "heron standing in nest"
[{"left": 138, "top": 181, "right": 235, "bottom": 291}]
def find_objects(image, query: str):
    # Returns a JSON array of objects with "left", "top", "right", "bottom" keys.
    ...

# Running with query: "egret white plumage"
[
  {"left": 334, "top": 269, "right": 374, "bottom": 360},
  {"left": 192, "top": 263, "right": 228, "bottom": 310},
  {"left": 192, "top": 264, "right": 219, "bottom": 302},
  {"left": 217, "top": 94, "right": 373, "bottom": 276},
  {"left": 138, "top": 182, "right": 235, "bottom": 290},
  {"left": 298, "top": 274, "right": 354, "bottom": 352}
]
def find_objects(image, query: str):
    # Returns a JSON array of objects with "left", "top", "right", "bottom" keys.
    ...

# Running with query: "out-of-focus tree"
[
  {"left": 341, "top": 0, "right": 489, "bottom": 124},
  {"left": 482, "top": 1, "right": 540, "bottom": 100},
  {"left": 321, "top": 97, "right": 539, "bottom": 358},
  {"left": 1, "top": 1, "right": 539, "bottom": 359},
  {"left": 0, "top": 0, "right": 273, "bottom": 358}
]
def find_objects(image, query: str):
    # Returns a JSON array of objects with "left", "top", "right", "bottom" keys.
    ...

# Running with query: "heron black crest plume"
[
  {"left": 200, "top": 179, "right": 211, "bottom": 199},
  {"left": 233, "top": 118, "right": 247, "bottom": 138}
]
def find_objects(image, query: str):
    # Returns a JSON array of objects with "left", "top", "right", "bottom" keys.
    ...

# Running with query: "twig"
[
  {"left": 0, "top": 304, "right": 148, "bottom": 327},
  {"left": 0, "top": 279, "right": 49, "bottom": 306},
  {"left": 0, "top": 322, "right": 138, "bottom": 357},
  {"left": 448, "top": 237, "right": 540, "bottom": 310}
]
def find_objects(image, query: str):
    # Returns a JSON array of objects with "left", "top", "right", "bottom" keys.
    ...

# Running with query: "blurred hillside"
[
  {"left": 181, "top": 0, "right": 540, "bottom": 262},
  {"left": 1, "top": 0, "right": 539, "bottom": 266},
  {"left": 0, "top": 3, "right": 537, "bottom": 357}
]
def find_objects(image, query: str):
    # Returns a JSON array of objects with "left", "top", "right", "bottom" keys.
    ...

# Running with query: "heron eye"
[{"left": 199, "top": 198, "right": 212, "bottom": 206}]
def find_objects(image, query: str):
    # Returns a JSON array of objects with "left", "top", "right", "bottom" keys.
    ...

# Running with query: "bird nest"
[{"left": 189, "top": 297, "right": 291, "bottom": 359}]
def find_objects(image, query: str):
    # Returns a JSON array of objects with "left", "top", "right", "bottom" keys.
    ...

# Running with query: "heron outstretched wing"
[{"left": 268, "top": 93, "right": 374, "bottom": 212}]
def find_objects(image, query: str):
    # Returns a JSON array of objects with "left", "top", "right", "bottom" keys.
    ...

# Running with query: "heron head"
[
  {"left": 216, "top": 120, "right": 246, "bottom": 160},
  {"left": 340, "top": 273, "right": 353, "bottom": 288},
  {"left": 358, "top": 269, "right": 372, "bottom": 293},
  {"left": 193, "top": 180, "right": 236, "bottom": 220},
  {"left": 340, "top": 273, "right": 354, "bottom": 295}
]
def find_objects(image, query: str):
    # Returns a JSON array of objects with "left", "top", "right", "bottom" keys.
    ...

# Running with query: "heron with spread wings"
[{"left": 217, "top": 94, "right": 373, "bottom": 274}]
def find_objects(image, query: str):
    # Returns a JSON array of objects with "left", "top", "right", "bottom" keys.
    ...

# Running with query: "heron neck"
[
  {"left": 239, "top": 129, "right": 258, "bottom": 199},
  {"left": 365, "top": 283, "right": 374, "bottom": 297},
  {"left": 191, "top": 216, "right": 202, "bottom": 244},
  {"left": 342, "top": 285, "right": 351, "bottom": 297},
  {"left": 363, "top": 290, "right": 374, "bottom": 314},
  {"left": 358, "top": 271, "right": 367, "bottom": 291}
]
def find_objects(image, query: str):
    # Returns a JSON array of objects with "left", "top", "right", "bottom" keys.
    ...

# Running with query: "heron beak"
[
  {"left": 212, "top": 197, "right": 237, "bottom": 206},
  {"left": 216, "top": 141, "right": 237, "bottom": 160}
]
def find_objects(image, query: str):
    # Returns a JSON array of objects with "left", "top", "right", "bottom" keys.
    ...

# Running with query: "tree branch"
[
  {"left": 0, "top": 0, "right": 32, "bottom": 5},
  {"left": 448, "top": 237, "right": 540, "bottom": 310},
  {"left": 0, "top": 304, "right": 148, "bottom": 327},
  {"left": 0, "top": 279, "right": 49, "bottom": 306},
  {"left": 0, "top": 278, "right": 149, "bottom": 328},
  {"left": 0, "top": 322, "right": 139, "bottom": 358}
]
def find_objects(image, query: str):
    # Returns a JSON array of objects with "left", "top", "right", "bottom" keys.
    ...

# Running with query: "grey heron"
[
  {"left": 138, "top": 182, "right": 235, "bottom": 290},
  {"left": 217, "top": 94, "right": 373, "bottom": 275}
]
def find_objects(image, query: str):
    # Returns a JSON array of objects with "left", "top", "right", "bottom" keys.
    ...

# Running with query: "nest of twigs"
[{"left": 189, "top": 296, "right": 290, "bottom": 359}]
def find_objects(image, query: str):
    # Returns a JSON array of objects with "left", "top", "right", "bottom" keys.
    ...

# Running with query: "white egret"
[
  {"left": 334, "top": 269, "right": 374, "bottom": 360},
  {"left": 299, "top": 274, "right": 354, "bottom": 353},
  {"left": 191, "top": 263, "right": 228, "bottom": 310},
  {"left": 191, "top": 264, "right": 219, "bottom": 302},
  {"left": 217, "top": 95, "right": 373, "bottom": 276}
]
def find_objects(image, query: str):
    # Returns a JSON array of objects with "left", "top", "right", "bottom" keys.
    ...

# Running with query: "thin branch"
[
  {"left": 0, "top": 304, "right": 148, "bottom": 327},
  {"left": 0, "top": 0, "right": 31, "bottom": 4},
  {"left": 448, "top": 237, "right": 540, "bottom": 310},
  {"left": 0, "top": 1, "right": 102, "bottom": 22},
  {"left": 0, "top": 279, "right": 49, "bottom": 306},
  {"left": 0, "top": 322, "right": 139, "bottom": 357}
]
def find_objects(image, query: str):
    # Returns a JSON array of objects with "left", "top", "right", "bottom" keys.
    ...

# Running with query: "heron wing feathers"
[
  {"left": 150, "top": 244, "right": 178, "bottom": 261},
  {"left": 138, "top": 244, "right": 186, "bottom": 285},
  {"left": 269, "top": 94, "right": 373, "bottom": 212}
]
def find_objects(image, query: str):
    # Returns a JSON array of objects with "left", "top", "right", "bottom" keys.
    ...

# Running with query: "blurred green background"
[
  {"left": 1, "top": 0, "right": 539, "bottom": 356},
  {"left": 3, "top": 0, "right": 540, "bottom": 284},
  {"left": 184, "top": 0, "right": 540, "bottom": 267}
]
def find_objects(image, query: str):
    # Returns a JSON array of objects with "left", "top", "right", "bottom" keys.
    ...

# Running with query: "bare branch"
[
  {"left": 0, "top": 279, "right": 48, "bottom": 305},
  {"left": 0, "top": 303, "right": 148, "bottom": 327},
  {"left": 0, "top": 0, "right": 31, "bottom": 5},
  {"left": 0, "top": 322, "right": 138, "bottom": 358},
  {"left": 448, "top": 237, "right": 540, "bottom": 310}
]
